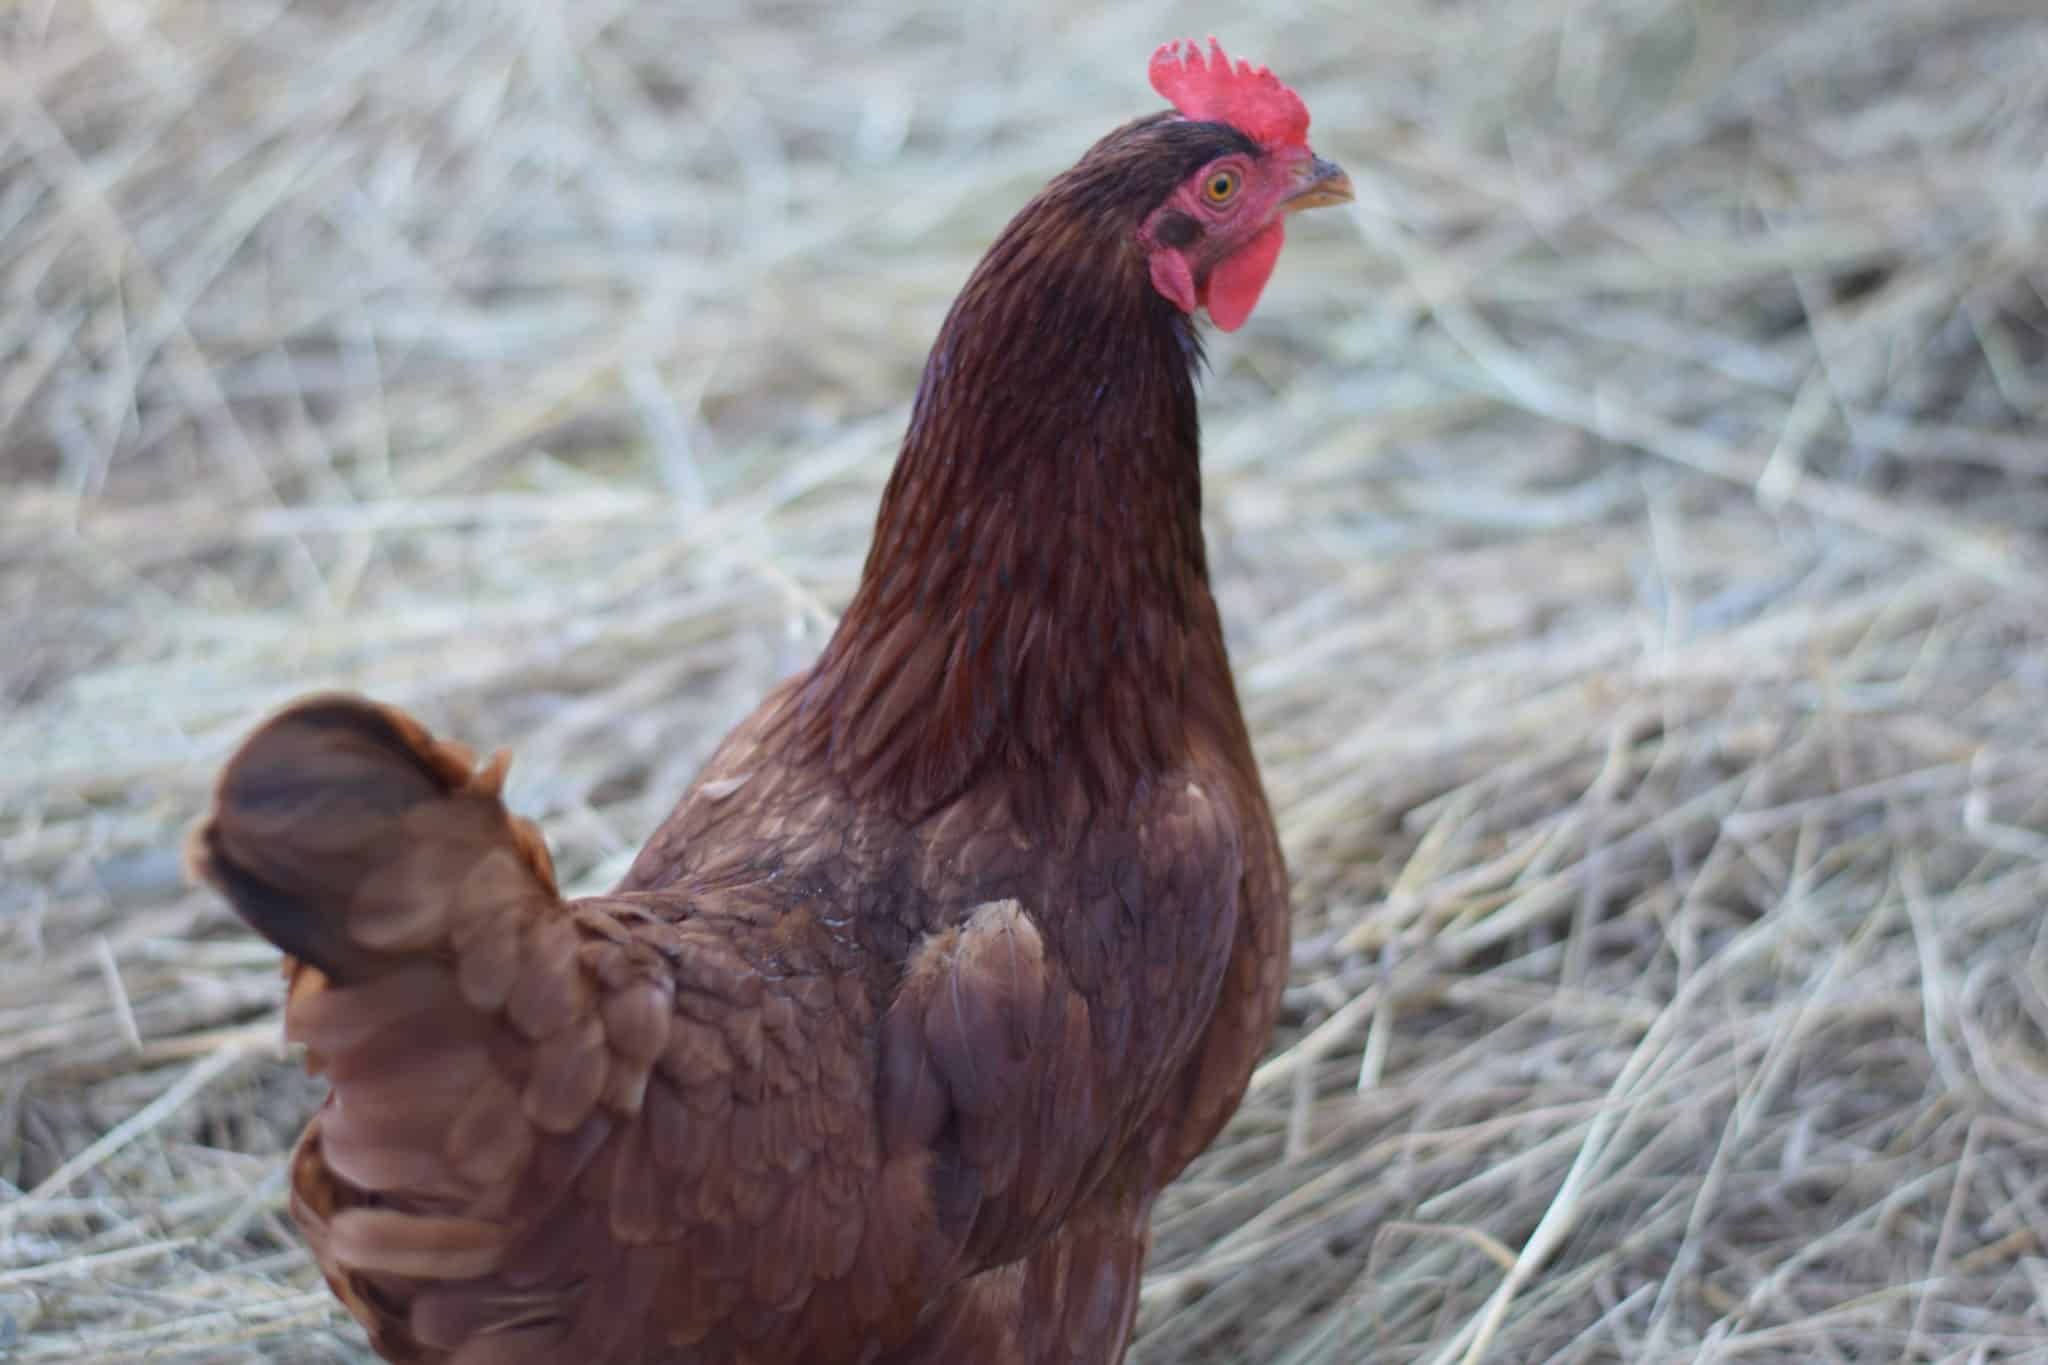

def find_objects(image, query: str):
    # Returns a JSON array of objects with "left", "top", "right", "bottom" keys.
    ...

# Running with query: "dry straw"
[{"left": 4, "top": 0, "right": 2046, "bottom": 1360}]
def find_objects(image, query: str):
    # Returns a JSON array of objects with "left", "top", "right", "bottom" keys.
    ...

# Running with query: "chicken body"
[{"left": 193, "top": 53, "right": 1348, "bottom": 1365}]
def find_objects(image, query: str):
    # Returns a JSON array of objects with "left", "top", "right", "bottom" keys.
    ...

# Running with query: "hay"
[{"left": 4, "top": 0, "right": 2045, "bottom": 1359}]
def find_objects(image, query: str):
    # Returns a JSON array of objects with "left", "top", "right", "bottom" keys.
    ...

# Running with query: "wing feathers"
[{"left": 879, "top": 898, "right": 1118, "bottom": 1269}]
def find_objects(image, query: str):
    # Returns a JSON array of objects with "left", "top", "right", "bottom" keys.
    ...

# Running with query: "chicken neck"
[{"left": 787, "top": 178, "right": 1236, "bottom": 832}]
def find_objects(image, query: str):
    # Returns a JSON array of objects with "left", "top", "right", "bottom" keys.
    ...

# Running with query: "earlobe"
[{"left": 1149, "top": 250, "right": 1198, "bottom": 314}]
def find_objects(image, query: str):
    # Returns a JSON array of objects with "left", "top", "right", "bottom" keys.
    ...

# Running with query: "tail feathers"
[
  {"left": 187, "top": 694, "right": 558, "bottom": 985},
  {"left": 190, "top": 695, "right": 693, "bottom": 1360}
]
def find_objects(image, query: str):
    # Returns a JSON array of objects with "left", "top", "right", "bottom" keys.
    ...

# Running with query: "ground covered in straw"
[{"left": 5, "top": 1, "right": 2046, "bottom": 1360}]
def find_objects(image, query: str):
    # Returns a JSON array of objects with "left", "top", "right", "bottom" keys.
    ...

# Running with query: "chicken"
[{"left": 189, "top": 37, "right": 1350, "bottom": 1365}]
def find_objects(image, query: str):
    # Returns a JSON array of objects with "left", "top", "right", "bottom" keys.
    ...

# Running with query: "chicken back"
[{"left": 190, "top": 37, "right": 1350, "bottom": 1365}]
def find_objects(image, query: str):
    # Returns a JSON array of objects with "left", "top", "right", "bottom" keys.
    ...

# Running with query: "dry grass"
[{"left": 5, "top": 0, "right": 2047, "bottom": 1360}]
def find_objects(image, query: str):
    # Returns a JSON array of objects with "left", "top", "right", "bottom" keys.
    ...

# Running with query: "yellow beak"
[{"left": 1284, "top": 155, "right": 1354, "bottom": 213}]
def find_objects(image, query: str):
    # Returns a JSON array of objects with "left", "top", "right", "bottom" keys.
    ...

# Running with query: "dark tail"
[{"left": 187, "top": 694, "right": 558, "bottom": 984}]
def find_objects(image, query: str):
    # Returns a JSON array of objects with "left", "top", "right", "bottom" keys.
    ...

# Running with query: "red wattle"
[{"left": 1201, "top": 221, "right": 1285, "bottom": 332}]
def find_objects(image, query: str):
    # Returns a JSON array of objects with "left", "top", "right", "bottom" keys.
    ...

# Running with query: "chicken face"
[
  {"left": 1139, "top": 146, "right": 1351, "bottom": 331},
  {"left": 1138, "top": 36, "right": 1352, "bottom": 332}
]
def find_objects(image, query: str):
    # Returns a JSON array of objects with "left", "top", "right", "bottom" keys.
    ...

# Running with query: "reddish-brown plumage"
[
  {"left": 189, "top": 44, "right": 1348, "bottom": 1365},
  {"left": 796, "top": 115, "right": 1218, "bottom": 833}
]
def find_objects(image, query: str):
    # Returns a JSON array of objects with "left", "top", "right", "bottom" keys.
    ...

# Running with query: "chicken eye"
[{"left": 1202, "top": 169, "right": 1240, "bottom": 205}]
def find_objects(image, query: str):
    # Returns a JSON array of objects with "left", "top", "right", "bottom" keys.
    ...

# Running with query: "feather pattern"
[{"left": 190, "top": 75, "right": 1306, "bottom": 1365}]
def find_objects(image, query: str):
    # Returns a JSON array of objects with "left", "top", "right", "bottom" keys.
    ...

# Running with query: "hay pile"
[{"left": 5, "top": 0, "right": 2045, "bottom": 1359}]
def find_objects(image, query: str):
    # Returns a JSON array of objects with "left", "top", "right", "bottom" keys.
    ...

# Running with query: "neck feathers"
[{"left": 787, "top": 159, "right": 1225, "bottom": 828}]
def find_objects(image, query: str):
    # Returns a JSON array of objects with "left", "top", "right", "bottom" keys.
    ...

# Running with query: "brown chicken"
[{"left": 190, "top": 38, "right": 1349, "bottom": 1365}]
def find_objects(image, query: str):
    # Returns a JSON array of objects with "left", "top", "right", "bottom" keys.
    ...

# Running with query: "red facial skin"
[{"left": 1137, "top": 143, "right": 1319, "bottom": 332}]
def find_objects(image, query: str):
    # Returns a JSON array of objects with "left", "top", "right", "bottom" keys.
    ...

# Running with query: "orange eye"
[{"left": 1202, "top": 169, "right": 1240, "bottom": 204}]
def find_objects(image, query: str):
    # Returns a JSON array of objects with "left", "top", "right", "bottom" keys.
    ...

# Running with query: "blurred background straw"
[{"left": 3, "top": 0, "right": 2046, "bottom": 1359}]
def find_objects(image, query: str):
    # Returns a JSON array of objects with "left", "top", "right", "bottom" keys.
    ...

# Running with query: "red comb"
[{"left": 1148, "top": 37, "right": 1309, "bottom": 150}]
